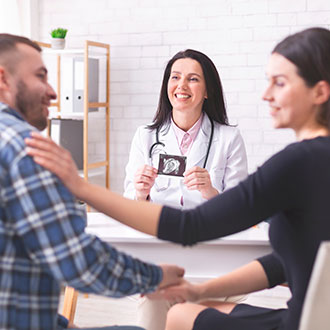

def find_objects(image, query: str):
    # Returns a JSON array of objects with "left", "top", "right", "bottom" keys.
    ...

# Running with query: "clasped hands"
[{"left": 152, "top": 264, "right": 202, "bottom": 305}]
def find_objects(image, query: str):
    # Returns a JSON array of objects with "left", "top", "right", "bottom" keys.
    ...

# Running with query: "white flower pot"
[{"left": 51, "top": 38, "right": 66, "bottom": 50}]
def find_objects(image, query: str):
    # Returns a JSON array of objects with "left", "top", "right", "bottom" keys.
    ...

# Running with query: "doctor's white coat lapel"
[
  {"left": 158, "top": 124, "right": 182, "bottom": 156},
  {"left": 186, "top": 115, "right": 217, "bottom": 170}
]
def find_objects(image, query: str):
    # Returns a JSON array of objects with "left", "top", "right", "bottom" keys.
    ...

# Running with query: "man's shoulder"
[
  {"left": 0, "top": 109, "right": 34, "bottom": 142},
  {"left": 0, "top": 110, "right": 34, "bottom": 166}
]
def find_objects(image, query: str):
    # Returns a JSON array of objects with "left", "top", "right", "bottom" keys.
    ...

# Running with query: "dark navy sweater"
[{"left": 158, "top": 136, "right": 330, "bottom": 330}]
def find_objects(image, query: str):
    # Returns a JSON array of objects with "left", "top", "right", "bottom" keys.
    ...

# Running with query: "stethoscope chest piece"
[{"left": 149, "top": 116, "right": 214, "bottom": 169}]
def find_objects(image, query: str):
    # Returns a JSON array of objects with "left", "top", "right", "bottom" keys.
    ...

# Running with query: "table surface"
[
  {"left": 86, "top": 213, "right": 272, "bottom": 280},
  {"left": 86, "top": 212, "right": 270, "bottom": 246}
]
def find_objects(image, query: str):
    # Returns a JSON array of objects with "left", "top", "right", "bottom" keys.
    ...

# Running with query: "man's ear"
[
  {"left": 0, "top": 66, "right": 15, "bottom": 106},
  {"left": 0, "top": 66, "right": 11, "bottom": 91},
  {"left": 314, "top": 80, "right": 330, "bottom": 105}
]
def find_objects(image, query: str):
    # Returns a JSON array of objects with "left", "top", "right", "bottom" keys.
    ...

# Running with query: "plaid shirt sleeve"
[{"left": 2, "top": 125, "right": 162, "bottom": 297}]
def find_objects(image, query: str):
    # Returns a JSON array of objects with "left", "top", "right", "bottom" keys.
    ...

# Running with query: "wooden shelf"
[
  {"left": 43, "top": 48, "right": 106, "bottom": 57},
  {"left": 38, "top": 40, "right": 110, "bottom": 187}
]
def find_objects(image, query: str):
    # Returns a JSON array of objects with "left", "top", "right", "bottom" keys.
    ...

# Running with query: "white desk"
[{"left": 86, "top": 213, "right": 272, "bottom": 281}]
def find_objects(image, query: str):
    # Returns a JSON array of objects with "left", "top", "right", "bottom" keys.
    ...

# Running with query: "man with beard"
[{"left": 0, "top": 33, "right": 184, "bottom": 330}]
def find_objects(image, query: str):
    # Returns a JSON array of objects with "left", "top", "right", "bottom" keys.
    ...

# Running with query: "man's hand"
[
  {"left": 158, "top": 264, "right": 185, "bottom": 289},
  {"left": 148, "top": 278, "right": 202, "bottom": 304},
  {"left": 143, "top": 264, "right": 184, "bottom": 300},
  {"left": 162, "top": 279, "right": 202, "bottom": 303}
]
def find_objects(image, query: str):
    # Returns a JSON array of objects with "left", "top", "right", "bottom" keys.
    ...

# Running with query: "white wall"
[{"left": 37, "top": 0, "right": 330, "bottom": 193}]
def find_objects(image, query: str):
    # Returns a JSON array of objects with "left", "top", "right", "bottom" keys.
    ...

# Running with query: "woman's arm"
[
  {"left": 158, "top": 145, "right": 299, "bottom": 245},
  {"left": 196, "top": 260, "right": 269, "bottom": 300},
  {"left": 25, "top": 132, "right": 162, "bottom": 236},
  {"left": 159, "top": 259, "right": 270, "bottom": 303},
  {"left": 26, "top": 132, "right": 300, "bottom": 246},
  {"left": 79, "top": 181, "right": 161, "bottom": 235}
]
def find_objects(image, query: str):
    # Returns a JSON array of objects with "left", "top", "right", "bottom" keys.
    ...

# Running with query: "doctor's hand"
[
  {"left": 184, "top": 166, "right": 219, "bottom": 200},
  {"left": 134, "top": 165, "right": 158, "bottom": 201}
]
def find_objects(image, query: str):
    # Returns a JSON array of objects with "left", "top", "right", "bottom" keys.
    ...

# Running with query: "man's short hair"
[{"left": 0, "top": 33, "right": 41, "bottom": 73}]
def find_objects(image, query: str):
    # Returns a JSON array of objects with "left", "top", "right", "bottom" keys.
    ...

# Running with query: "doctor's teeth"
[{"left": 176, "top": 94, "right": 190, "bottom": 99}]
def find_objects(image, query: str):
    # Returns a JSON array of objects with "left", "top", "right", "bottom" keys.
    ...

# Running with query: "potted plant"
[{"left": 50, "top": 27, "right": 68, "bottom": 49}]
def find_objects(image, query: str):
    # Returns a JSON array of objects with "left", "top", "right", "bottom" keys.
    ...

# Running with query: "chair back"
[{"left": 299, "top": 241, "right": 330, "bottom": 330}]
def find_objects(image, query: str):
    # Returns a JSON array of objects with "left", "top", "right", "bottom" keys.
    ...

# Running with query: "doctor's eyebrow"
[{"left": 171, "top": 71, "right": 202, "bottom": 78}]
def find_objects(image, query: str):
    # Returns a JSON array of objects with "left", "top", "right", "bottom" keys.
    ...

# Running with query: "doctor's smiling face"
[
  {"left": 150, "top": 49, "right": 228, "bottom": 132},
  {"left": 167, "top": 58, "right": 207, "bottom": 119}
]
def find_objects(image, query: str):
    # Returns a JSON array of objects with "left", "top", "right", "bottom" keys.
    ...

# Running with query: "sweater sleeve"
[
  {"left": 158, "top": 143, "right": 304, "bottom": 245},
  {"left": 257, "top": 253, "right": 286, "bottom": 288}
]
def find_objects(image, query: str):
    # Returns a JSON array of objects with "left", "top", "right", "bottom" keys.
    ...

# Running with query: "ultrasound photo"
[{"left": 158, "top": 154, "right": 187, "bottom": 177}]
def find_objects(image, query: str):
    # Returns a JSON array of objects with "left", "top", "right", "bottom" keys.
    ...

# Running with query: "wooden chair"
[
  {"left": 299, "top": 241, "right": 330, "bottom": 330},
  {"left": 62, "top": 287, "right": 79, "bottom": 324}
]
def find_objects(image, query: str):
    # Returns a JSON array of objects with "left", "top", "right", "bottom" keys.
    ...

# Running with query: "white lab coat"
[{"left": 124, "top": 115, "right": 248, "bottom": 209}]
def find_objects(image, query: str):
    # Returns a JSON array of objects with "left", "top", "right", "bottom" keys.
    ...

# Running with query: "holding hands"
[
  {"left": 158, "top": 264, "right": 185, "bottom": 291},
  {"left": 148, "top": 278, "right": 202, "bottom": 304},
  {"left": 184, "top": 166, "right": 218, "bottom": 200},
  {"left": 134, "top": 165, "right": 158, "bottom": 201}
]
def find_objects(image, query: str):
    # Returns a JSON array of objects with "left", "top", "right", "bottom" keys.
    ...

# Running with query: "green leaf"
[{"left": 50, "top": 28, "right": 68, "bottom": 39}]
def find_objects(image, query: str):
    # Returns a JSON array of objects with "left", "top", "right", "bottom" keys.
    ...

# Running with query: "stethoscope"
[{"left": 148, "top": 114, "right": 215, "bottom": 169}]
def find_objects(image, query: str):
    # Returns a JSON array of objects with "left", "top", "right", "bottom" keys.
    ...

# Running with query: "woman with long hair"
[{"left": 124, "top": 49, "right": 247, "bottom": 209}]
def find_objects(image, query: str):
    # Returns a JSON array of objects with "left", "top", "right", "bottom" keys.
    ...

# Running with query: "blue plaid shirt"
[{"left": 0, "top": 104, "right": 162, "bottom": 330}]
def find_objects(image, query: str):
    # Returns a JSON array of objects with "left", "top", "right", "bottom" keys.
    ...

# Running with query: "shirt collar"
[
  {"left": 171, "top": 112, "right": 204, "bottom": 146},
  {"left": 0, "top": 102, "right": 25, "bottom": 122}
]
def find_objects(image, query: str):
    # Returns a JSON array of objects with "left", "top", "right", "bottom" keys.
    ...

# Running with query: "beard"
[{"left": 15, "top": 80, "right": 48, "bottom": 131}]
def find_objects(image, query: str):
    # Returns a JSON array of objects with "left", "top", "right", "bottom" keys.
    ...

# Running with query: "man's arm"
[{"left": 7, "top": 147, "right": 181, "bottom": 296}]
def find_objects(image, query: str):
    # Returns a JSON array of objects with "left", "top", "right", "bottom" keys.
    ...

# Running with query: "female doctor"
[
  {"left": 123, "top": 49, "right": 248, "bottom": 330},
  {"left": 124, "top": 49, "right": 248, "bottom": 210}
]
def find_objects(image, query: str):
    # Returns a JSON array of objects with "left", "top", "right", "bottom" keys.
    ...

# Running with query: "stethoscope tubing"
[{"left": 149, "top": 115, "right": 214, "bottom": 169}]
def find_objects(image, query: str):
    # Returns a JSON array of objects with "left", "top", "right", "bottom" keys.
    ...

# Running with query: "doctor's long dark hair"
[
  {"left": 273, "top": 27, "right": 330, "bottom": 130},
  {"left": 148, "top": 49, "right": 229, "bottom": 130}
]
